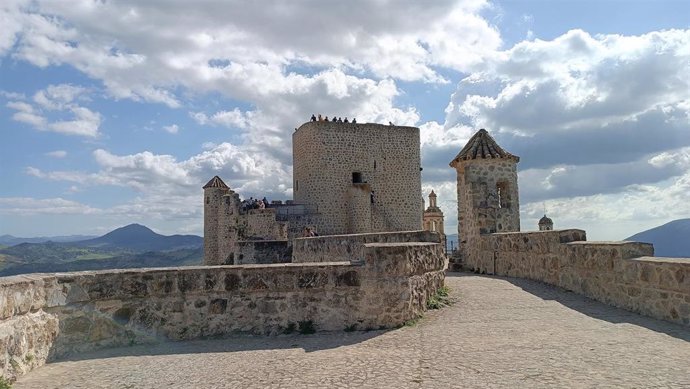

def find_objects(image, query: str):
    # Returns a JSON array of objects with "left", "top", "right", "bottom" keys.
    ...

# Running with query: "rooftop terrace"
[{"left": 13, "top": 273, "right": 690, "bottom": 388}]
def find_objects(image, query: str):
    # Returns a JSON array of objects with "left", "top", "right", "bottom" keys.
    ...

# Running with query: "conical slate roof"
[
  {"left": 449, "top": 129, "right": 519, "bottom": 167},
  {"left": 203, "top": 175, "right": 229, "bottom": 189}
]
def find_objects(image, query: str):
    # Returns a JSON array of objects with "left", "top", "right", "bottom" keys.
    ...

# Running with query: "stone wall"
[
  {"left": 468, "top": 229, "right": 690, "bottom": 327},
  {"left": 245, "top": 209, "right": 288, "bottom": 240},
  {"left": 235, "top": 240, "right": 292, "bottom": 264},
  {"left": 293, "top": 121, "right": 422, "bottom": 235},
  {"left": 292, "top": 230, "right": 441, "bottom": 263},
  {"left": 0, "top": 241, "right": 445, "bottom": 381}
]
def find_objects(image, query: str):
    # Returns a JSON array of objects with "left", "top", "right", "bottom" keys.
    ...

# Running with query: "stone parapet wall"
[
  {"left": 468, "top": 230, "right": 689, "bottom": 327},
  {"left": 0, "top": 241, "right": 445, "bottom": 381},
  {"left": 292, "top": 230, "right": 441, "bottom": 263},
  {"left": 245, "top": 209, "right": 288, "bottom": 240},
  {"left": 235, "top": 240, "right": 292, "bottom": 264}
]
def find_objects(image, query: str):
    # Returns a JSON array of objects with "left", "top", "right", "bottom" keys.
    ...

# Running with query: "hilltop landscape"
[{"left": 0, "top": 224, "right": 202, "bottom": 276}]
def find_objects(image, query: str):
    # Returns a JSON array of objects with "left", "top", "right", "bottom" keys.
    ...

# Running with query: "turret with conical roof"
[
  {"left": 203, "top": 175, "right": 229, "bottom": 189},
  {"left": 449, "top": 129, "right": 521, "bottom": 270},
  {"left": 203, "top": 175, "right": 238, "bottom": 265}
]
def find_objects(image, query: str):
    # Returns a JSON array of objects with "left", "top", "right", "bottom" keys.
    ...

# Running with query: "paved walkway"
[{"left": 14, "top": 273, "right": 690, "bottom": 388}]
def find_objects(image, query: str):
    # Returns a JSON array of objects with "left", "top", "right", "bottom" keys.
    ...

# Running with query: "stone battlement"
[
  {"left": 0, "top": 240, "right": 446, "bottom": 381},
  {"left": 465, "top": 229, "right": 689, "bottom": 327}
]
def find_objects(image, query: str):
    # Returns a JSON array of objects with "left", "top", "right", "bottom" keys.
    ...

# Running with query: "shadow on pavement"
[
  {"left": 447, "top": 272, "right": 690, "bottom": 342},
  {"left": 56, "top": 329, "right": 389, "bottom": 363}
]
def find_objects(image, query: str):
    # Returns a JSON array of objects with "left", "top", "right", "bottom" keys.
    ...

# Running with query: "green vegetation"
[
  {"left": 75, "top": 253, "right": 114, "bottom": 260},
  {"left": 24, "top": 354, "right": 34, "bottom": 363},
  {"left": 0, "top": 243, "right": 203, "bottom": 276},
  {"left": 283, "top": 322, "right": 296, "bottom": 334},
  {"left": 403, "top": 317, "right": 421, "bottom": 327},
  {"left": 426, "top": 286, "right": 452, "bottom": 310},
  {"left": 0, "top": 376, "right": 12, "bottom": 389},
  {"left": 298, "top": 320, "right": 316, "bottom": 334}
]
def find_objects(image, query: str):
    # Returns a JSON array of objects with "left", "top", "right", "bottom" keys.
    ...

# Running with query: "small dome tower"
[
  {"left": 538, "top": 215, "right": 554, "bottom": 231},
  {"left": 423, "top": 190, "right": 445, "bottom": 249}
]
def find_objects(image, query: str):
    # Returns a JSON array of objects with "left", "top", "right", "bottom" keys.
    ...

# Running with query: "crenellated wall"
[
  {"left": 467, "top": 229, "right": 690, "bottom": 327},
  {"left": 292, "top": 230, "right": 441, "bottom": 263},
  {"left": 0, "top": 241, "right": 445, "bottom": 381}
]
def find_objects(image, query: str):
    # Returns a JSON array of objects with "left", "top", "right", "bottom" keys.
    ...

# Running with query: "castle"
[
  {"left": 2, "top": 124, "right": 688, "bottom": 384},
  {"left": 204, "top": 120, "right": 424, "bottom": 265}
]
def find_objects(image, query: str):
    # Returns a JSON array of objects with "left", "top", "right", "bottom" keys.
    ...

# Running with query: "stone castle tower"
[
  {"left": 449, "top": 129, "right": 520, "bottom": 263},
  {"left": 203, "top": 176, "right": 241, "bottom": 265},
  {"left": 293, "top": 121, "right": 422, "bottom": 235},
  {"left": 423, "top": 190, "right": 446, "bottom": 248}
]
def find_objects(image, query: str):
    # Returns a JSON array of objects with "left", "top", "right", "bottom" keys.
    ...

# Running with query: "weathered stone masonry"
[
  {"left": 293, "top": 121, "right": 422, "bottom": 235},
  {"left": 451, "top": 129, "right": 690, "bottom": 328},
  {"left": 468, "top": 229, "right": 690, "bottom": 327},
  {"left": 0, "top": 241, "right": 445, "bottom": 381}
]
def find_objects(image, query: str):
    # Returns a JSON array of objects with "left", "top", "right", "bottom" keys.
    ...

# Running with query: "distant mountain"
[
  {"left": 0, "top": 234, "right": 97, "bottom": 246},
  {"left": 0, "top": 223, "right": 203, "bottom": 276},
  {"left": 75, "top": 223, "right": 202, "bottom": 252},
  {"left": 626, "top": 219, "right": 690, "bottom": 258}
]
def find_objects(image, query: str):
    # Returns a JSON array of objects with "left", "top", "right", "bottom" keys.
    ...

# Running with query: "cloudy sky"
[{"left": 0, "top": 0, "right": 688, "bottom": 240}]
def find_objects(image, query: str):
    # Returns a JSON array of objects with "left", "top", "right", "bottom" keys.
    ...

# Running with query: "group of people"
[
  {"left": 241, "top": 197, "right": 269, "bottom": 212},
  {"left": 310, "top": 114, "right": 356, "bottom": 124},
  {"left": 302, "top": 227, "right": 319, "bottom": 237}
]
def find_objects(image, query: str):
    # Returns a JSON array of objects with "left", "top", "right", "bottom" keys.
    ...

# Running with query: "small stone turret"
[
  {"left": 449, "top": 129, "right": 520, "bottom": 267},
  {"left": 203, "top": 176, "right": 243, "bottom": 265},
  {"left": 539, "top": 214, "right": 554, "bottom": 231}
]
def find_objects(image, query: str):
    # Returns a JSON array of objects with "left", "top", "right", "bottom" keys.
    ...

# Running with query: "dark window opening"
[
  {"left": 295, "top": 180, "right": 299, "bottom": 191},
  {"left": 373, "top": 160, "right": 377, "bottom": 169},
  {"left": 352, "top": 172, "right": 363, "bottom": 183},
  {"left": 206, "top": 196, "right": 210, "bottom": 204}
]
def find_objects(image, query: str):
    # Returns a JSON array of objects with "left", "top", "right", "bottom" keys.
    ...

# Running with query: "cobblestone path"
[{"left": 14, "top": 273, "right": 690, "bottom": 388}]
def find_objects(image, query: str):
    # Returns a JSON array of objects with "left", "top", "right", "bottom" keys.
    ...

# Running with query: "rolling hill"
[
  {"left": 0, "top": 224, "right": 203, "bottom": 276},
  {"left": 75, "top": 223, "right": 202, "bottom": 251},
  {"left": 0, "top": 234, "right": 97, "bottom": 246},
  {"left": 625, "top": 219, "right": 690, "bottom": 258}
]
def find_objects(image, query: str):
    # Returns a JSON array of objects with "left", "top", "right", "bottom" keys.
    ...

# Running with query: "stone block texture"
[
  {"left": 0, "top": 240, "right": 445, "bottom": 381},
  {"left": 293, "top": 121, "right": 422, "bottom": 235},
  {"left": 465, "top": 229, "right": 690, "bottom": 327},
  {"left": 292, "top": 230, "right": 441, "bottom": 263}
]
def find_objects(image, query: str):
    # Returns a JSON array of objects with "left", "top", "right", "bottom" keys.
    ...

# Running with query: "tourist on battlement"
[
  {"left": 317, "top": 114, "right": 322, "bottom": 121},
  {"left": 344, "top": 117, "right": 349, "bottom": 123},
  {"left": 310, "top": 114, "right": 316, "bottom": 121},
  {"left": 324, "top": 116, "right": 329, "bottom": 121},
  {"left": 352, "top": 118, "right": 356, "bottom": 123}
]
